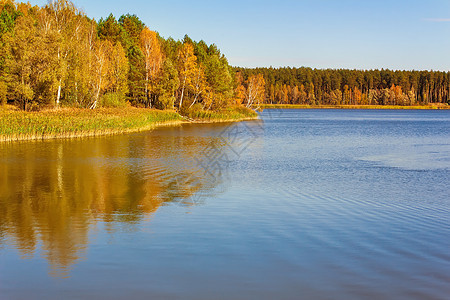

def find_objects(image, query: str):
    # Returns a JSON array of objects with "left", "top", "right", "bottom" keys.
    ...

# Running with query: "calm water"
[{"left": 0, "top": 109, "right": 449, "bottom": 300}]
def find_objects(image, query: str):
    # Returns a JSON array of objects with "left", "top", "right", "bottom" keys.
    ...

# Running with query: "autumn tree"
[
  {"left": 106, "top": 42, "right": 128, "bottom": 99},
  {"left": 90, "top": 40, "right": 110, "bottom": 109},
  {"left": 154, "top": 59, "right": 179, "bottom": 110},
  {"left": 0, "top": 80, "right": 6, "bottom": 105},
  {"left": 3, "top": 14, "right": 37, "bottom": 110},
  {"left": 244, "top": 74, "right": 265, "bottom": 109},
  {"left": 62, "top": 18, "right": 96, "bottom": 108},
  {"left": 291, "top": 85, "right": 300, "bottom": 104},
  {"left": 189, "top": 64, "right": 207, "bottom": 108},
  {"left": 176, "top": 42, "right": 197, "bottom": 109},
  {"left": 234, "top": 71, "right": 246, "bottom": 105},
  {"left": 40, "top": 0, "right": 84, "bottom": 107},
  {"left": 0, "top": 4, "right": 65, "bottom": 109},
  {"left": 139, "top": 27, "right": 163, "bottom": 107}
]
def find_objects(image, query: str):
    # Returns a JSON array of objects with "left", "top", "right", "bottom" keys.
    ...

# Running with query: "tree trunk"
[
  {"left": 179, "top": 86, "right": 185, "bottom": 109},
  {"left": 189, "top": 93, "right": 200, "bottom": 109},
  {"left": 145, "top": 72, "right": 149, "bottom": 107},
  {"left": 56, "top": 80, "right": 62, "bottom": 108},
  {"left": 179, "top": 76, "right": 186, "bottom": 109}
]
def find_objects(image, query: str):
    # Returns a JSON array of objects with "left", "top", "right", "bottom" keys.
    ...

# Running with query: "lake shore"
[
  {"left": 0, "top": 106, "right": 258, "bottom": 142},
  {"left": 260, "top": 104, "right": 450, "bottom": 110}
]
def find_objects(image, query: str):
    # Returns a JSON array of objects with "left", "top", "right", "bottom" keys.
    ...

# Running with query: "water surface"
[{"left": 1, "top": 109, "right": 449, "bottom": 299}]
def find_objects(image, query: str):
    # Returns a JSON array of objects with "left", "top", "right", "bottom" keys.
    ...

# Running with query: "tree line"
[
  {"left": 0, "top": 0, "right": 261, "bottom": 111},
  {"left": 234, "top": 67, "right": 450, "bottom": 106},
  {"left": 2, "top": 0, "right": 447, "bottom": 111}
]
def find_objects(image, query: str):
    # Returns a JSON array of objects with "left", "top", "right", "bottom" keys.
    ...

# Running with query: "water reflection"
[{"left": 0, "top": 125, "right": 228, "bottom": 278}]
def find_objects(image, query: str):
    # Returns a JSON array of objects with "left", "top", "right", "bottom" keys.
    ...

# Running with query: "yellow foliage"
[
  {"left": 245, "top": 74, "right": 265, "bottom": 108},
  {"left": 177, "top": 43, "right": 198, "bottom": 109},
  {"left": 140, "top": 27, "right": 163, "bottom": 105}
]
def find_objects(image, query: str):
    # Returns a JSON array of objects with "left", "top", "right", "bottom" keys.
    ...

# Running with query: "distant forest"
[{"left": 235, "top": 67, "right": 450, "bottom": 106}]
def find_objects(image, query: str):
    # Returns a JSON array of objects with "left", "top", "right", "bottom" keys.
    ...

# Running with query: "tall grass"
[
  {"left": 0, "top": 107, "right": 183, "bottom": 142},
  {"left": 0, "top": 106, "right": 259, "bottom": 142}
]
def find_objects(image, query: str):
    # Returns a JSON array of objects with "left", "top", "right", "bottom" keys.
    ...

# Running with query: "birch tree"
[
  {"left": 107, "top": 42, "right": 129, "bottom": 97},
  {"left": 42, "top": 0, "right": 83, "bottom": 107},
  {"left": 189, "top": 64, "right": 206, "bottom": 108},
  {"left": 90, "top": 40, "right": 110, "bottom": 109},
  {"left": 139, "top": 27, "right": 162, "bottom": 107},
  {"left": 245, "top": 74, "right": 265, "bottom": 109},
  {"left": 177, "top": 42, "right": 197, "bottom": 109}
]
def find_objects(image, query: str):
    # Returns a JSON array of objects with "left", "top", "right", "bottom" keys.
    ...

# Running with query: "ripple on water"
[{"left": 258, "top": 184, "right": 450, "bottom": 299}]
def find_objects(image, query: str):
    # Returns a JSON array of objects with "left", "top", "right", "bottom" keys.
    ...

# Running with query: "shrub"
[
  {"left": 101, "top": 92, "right": 126, "bottom": 108},
  {"left": 154, "top": 93, "right": 175, "bottom": 110}
]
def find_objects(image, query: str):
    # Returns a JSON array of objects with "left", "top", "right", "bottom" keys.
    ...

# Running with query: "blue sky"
[{"left": 28, "top": 0, "right": 450, "bottom": 71}]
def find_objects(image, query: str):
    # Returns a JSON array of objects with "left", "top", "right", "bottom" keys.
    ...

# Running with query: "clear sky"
[{"left": 28, "top": 0, "right": 450, "bottom": 71}]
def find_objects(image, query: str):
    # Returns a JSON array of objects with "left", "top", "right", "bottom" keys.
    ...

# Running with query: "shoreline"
[
  {"left": 0, "top": 107, "right": 258, "bottom": 143},
  {"left": 260, "top": 104, "right": 450, "bottom": 110}
]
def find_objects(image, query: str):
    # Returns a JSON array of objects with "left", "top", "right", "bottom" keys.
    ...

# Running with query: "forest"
[
  {"left": 1, "top": 0, "right": 448, "bottom": 113},
  {"left": 0, "top": 0, "right": 263, "bottom": 112},
  {"left": 235, "top": 67, "right": 450, "bottom": 106}
]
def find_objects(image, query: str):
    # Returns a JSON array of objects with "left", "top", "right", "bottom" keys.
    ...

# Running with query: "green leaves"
[{"left": 0, "top": 2, "right": 22, "bottom": 36}]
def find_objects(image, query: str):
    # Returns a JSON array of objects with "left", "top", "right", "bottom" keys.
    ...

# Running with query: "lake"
[{"left": 0, "top": 109, "right": 449, "bottom": 300}]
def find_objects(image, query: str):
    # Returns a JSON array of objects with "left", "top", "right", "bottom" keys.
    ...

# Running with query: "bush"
[
  {"left": 101, "top": 92, "right": 126, "bottom": 108},
  {"left": 154, "top": 93, "right": 175, "bottom": 110},
  {"left": 181, "top": 103, "right": 203, "bottom": 118}
]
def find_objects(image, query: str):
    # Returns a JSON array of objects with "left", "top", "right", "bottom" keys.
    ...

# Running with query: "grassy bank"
[
  {"left": 0, "top": 106, "right": 258, "bottom": 142},
  {"left": 260, "top": 104, "right": 450, "bottom": 110}
]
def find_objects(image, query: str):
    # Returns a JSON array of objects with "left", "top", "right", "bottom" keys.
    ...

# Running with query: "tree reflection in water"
[{"left": 0, "top": 127, "right": 227, "bottom": 278}]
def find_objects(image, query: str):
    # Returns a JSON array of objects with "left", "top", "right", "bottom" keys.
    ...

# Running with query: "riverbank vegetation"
[
  {"left": 235, "top": 67, "right": 450, "bottom": 107},
  {"left": 0, "top": 105, "right": 256, "bottom": 142}
]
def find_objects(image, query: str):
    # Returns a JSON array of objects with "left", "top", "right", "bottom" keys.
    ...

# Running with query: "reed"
[
  {"left": 0, "top": 107, "right": 183, "bottom": 142},
  {"left": 0, "top": 106, "right": 259, "bottom": 142}
]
